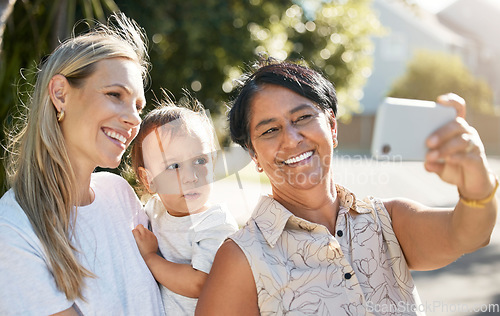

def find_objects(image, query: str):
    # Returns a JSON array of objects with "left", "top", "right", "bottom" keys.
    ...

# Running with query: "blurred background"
[{"left": 1, "top": 0, "right": 499, "bottom": 315}]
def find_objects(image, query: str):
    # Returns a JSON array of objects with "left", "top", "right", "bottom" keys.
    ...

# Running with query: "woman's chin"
[
  {"left": 271, "top": 174, "right": 327, "bottom": 191},
  {"left": 99, "top": 159, "right": 121, "bottom": 170}
]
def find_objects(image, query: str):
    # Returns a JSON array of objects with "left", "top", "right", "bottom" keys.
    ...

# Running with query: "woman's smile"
[
  {"left": 281, "top": 150, "right": 314, "bottom": 166},
  {"left": 102, "top": 127, "right": 130, "bottom": 149}
]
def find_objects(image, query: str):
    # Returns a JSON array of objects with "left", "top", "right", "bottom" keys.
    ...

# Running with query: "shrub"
[{"left": 388, "top": 50, "right": 494, "bottom": 114}]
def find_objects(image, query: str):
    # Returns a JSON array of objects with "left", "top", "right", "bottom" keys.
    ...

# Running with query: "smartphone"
[{"left": 371, "top": 97, "right": 456, "bottom": 161}]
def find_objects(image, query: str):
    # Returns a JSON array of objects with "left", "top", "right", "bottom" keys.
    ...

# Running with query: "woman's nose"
[
  {"left": 122, "top": 103, "right": 141, "bottom": 127},
  {"left": 282, "top": 124, "right": 303, "bottom": 148}
]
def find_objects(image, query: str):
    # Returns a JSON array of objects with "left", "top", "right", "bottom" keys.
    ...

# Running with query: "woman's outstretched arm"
[{"left": 386, "top": 93, "right": 498, "bottom": 271}]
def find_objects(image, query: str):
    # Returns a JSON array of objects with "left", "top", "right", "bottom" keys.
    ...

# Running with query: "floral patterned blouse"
[{"left": 229, "top": 185, "right": 424, "bottom": 316}]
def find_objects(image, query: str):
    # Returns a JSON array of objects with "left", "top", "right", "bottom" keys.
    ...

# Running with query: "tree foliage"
[
  {"left": 118, "top": 0, "right": 381, "bottom": 120},
  {"left": 287, "top": 1, "right": 381, "bottom": 117},
  {"left": 0, "top": 0, "right": 119, "bottom": 193},
  {"left": 0, "top": 0, "right": 381, "bottom": 192},
  {"left": 388, "top": 50, "right": 494, "bottom": 114}
]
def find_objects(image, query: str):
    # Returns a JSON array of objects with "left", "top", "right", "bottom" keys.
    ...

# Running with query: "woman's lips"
[{"left": 283, "top": 150, "right": 314, "bottom": 165}]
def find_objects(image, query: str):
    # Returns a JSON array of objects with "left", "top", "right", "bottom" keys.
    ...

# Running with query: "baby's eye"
[
  {"left": 194, "top": 157, "right": 208, "bottom": 165},
  {"left": 166, "top": 163, "right": 180, "bottom": 170}
]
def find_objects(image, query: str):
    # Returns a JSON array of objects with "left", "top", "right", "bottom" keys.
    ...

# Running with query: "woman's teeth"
[
  {"left": 284, "top": 151, "right": 313, "bottom": 165},
  {"left": 104, "top": 130, "right": 126, "bottom": 144}
]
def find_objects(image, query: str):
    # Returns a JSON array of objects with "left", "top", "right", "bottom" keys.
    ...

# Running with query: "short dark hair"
[{"left": 228, "top": 58, "right": 337, "bottom": 150}]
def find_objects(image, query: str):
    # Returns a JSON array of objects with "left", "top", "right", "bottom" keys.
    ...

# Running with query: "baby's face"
[{"left": 142, "top": 125, "right": 214, "bottom": 216}]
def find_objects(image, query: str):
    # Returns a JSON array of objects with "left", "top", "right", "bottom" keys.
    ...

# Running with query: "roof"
[
  {"left": 374, "top": 0, "right": 465, "bottom": 47},
  {"left": 438, "top": 0, "right": 500, "bottom": 51}
]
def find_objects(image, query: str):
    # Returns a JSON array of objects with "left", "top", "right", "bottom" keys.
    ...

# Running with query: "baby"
[{"left": 131, "top": 99, "right": 238, "bottom": 315}]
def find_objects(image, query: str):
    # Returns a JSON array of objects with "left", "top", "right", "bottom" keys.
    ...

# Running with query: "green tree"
[
  {"left": 117, "top": 0, "right": 380, "bottom": 120},
  {"left": 287, "top": 0, "right": 381, "bottom": 117},
  {"left": 0, "top": 0, "right": 381, "bottom": 193},
  {"left": 388, "top": 50, "right": 494, "bottom": 114}
]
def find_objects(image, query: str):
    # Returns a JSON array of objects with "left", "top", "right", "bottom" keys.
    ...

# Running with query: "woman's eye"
[
  {"left": 261, "top": 128, "right": 278, "bottom": 136},
  {"left": 294, "top": 114, "right": 313, "bottom": 124},
  {"left": 107, "top": 92, "right": 121, "bottom": 98},
  {"left": 166, "top": 163, "right": 180, "bottom": 170},
  {"left": 194, "top": 157, "right": 208, "bottom": 165}
]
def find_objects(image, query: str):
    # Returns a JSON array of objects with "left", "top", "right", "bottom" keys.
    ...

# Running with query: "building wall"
[
  {"left": 438, "top": 0, "right": 500, "bottom": 106},
  {"left": 360, "top": 0, "right": 466, "bottom": 114},
  {"left": 338, "top": 115, "right": 375, "bottom": 155},
  {"left": 468, "top": 113, "right": 500, "bottom": 156}
]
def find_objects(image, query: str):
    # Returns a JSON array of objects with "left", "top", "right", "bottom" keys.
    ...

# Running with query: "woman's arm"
[
  {"left": 0, "top": 214, "right": 76, "bottom": 314},
  {"left": 132, "top": 224, "right": 207, "bottom": 298},
  {"left": 195, "top": 240, "right": 259, "bottom": 316},
  {"left": 385, "top": 195, "right": 496, "bottom": 270},
  {"left": 386, "top": 94, "right": 498, "bottom": 271},
  {"left": 51, "top": 306, "right": 79, "bottom": 316}
]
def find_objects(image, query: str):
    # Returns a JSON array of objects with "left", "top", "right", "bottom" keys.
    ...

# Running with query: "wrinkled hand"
[
  {"left": 425, "top": 93, "right": 495, "bottom": 199},
  {"left": 132, "top": 224, "right": 159, "bottom": 259}
]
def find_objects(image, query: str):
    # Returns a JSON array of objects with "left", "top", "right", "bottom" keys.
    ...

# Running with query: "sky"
[{"left": 413, "top": 0, "right": 458, "bottom": 12}]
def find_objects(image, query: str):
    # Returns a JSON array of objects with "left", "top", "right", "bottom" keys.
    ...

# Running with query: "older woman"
[
  {"left": 195, "top": 59, "right": 498, "bottom": 315},
  {"left": 0, "top": 13, "right": 163, "bottom": 315}
]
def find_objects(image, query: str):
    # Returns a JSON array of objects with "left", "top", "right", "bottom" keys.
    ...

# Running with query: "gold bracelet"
[{"left": 459, "top": 175, "right": 499, "bottom": 208}]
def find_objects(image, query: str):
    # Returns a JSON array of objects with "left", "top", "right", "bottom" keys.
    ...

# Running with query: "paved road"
[{"left": 210, "top": 156, "right": 500, "bottom": 316}]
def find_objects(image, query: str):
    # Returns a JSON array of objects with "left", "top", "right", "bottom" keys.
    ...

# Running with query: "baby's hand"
[{"left": 132, "top": 224, "right": 159, "bottom": 259}]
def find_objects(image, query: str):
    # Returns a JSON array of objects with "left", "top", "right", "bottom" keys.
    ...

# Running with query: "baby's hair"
[{"left": 130, "top": 96, "right": 217, "bottom": 192}]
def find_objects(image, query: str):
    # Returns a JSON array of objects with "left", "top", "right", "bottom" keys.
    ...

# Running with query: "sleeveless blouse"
[{"left": 229, "top": 185, "right": 424, "bottom": 315}]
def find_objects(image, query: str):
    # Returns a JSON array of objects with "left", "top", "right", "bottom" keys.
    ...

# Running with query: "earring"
[
  {"left": 255, "top": 164, "right": 263, "bottom": 173},
  {"left": 56, "top": 109, "right": 65, "bottom": 122},
  {"left": 333, "top": 138, "right": 338, "bottom": 148},
  {"left": 148, "top": 181, "right": 157, "bottom": 194}
]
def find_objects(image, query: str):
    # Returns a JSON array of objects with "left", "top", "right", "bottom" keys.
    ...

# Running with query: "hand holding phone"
[{"left": 371, "top": 97, "right": 456, "bottom": 161}]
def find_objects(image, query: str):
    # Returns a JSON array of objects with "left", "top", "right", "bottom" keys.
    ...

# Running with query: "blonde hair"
[{"left": 5, "top": 12, "right": 149, "bottom": 300}]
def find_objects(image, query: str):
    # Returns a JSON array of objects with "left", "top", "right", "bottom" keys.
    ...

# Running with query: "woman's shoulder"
[
  {"left": 0, "top": 190, "right": 38, "bottom": 241},
  {"left": 0, "top": 190, "right": 26, "bottom": 222},
  {"left": 91, "top": 172, "right": 136, "bottom": 195},
  {"left": 196, "top": 238, "right": 258, "bottom": 314},
  {"left": 216, "top": 239, "right": 247, "bottom": 261},
  {"left": 91, "top": 171, "right": 129, "bottom": 186},
  {"left": 91, "top": 172, "right": 141, "bottom": 207},
  {"left": 0, "top": 189, "right": 18, "bottom": 209}
]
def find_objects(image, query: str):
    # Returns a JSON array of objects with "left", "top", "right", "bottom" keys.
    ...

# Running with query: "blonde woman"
[{"left": 0, "top": 13, "right": 163, "bottom": 315}]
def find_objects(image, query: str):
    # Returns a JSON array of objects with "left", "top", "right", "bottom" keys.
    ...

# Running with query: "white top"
[
  {"left": 0, "top": 172, "right": 164, "bottom": 315},
  {"left": 145, "top": 196, "right": 238, "bottom": 315},
  {"left": 229, "top": 185, "right": 424, "bottom": 316}
]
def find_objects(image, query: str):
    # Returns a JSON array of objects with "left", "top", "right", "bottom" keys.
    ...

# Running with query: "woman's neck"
[
  {"left": 70, "top": 159, "right": 95, "bottom": 206},
  {"left": 271, "top": 177, "right": 339, "bottom": 234}
]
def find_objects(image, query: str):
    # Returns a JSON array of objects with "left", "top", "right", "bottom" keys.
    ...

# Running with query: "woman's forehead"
[{"left": 249, "top": 86, "right": 320, "bottom": 120}]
